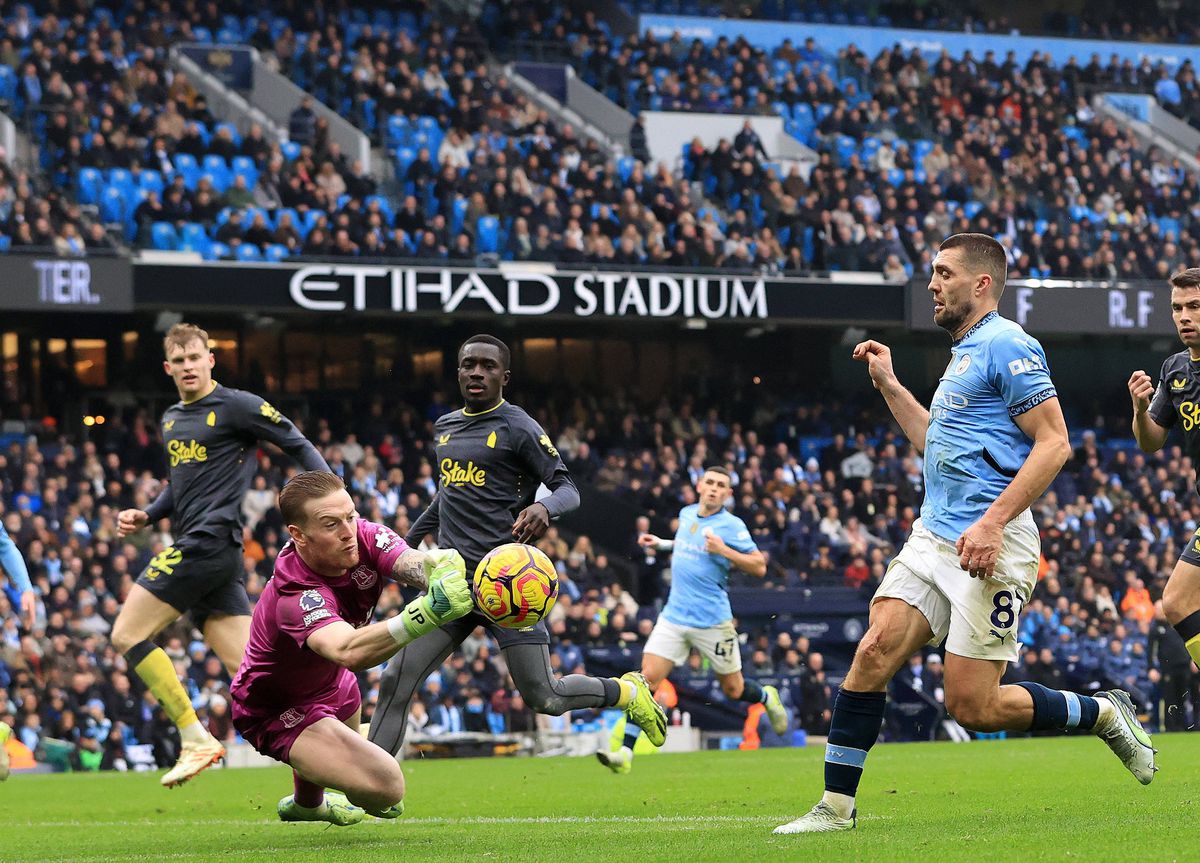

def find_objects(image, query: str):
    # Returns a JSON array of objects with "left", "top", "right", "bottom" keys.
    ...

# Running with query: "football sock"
[
  {"left": 612, "top": 678, "right": 637, "bottom": 709},
  {"left": 736, "top": 679, "right": 768, "bottom": 704},
  {"left": 1015, "top": 681, "right": 1100, "bottom": 731},
  {"left": 622, "top": 727, "right": 641, "bottom": 750},
  {"left": 125, "top": 640, "right": 203, "bottom": 736},
  {"left": 293, "top": 772, "right": 325, "bottom": 809},
  {"left": 1173, "top": 609, "right": 1200, "bottom": 667},
  {"left": 823, "top": 688, "right": 885, "bottom": 806},
  {"left": 601, "top": 677, "right": 626, "bottom": 707}
]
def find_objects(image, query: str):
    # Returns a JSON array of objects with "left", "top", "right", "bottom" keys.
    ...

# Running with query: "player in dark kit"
[
  {"left": 369, "top": 335, "right": 666, "bottom": 754},
  {"left": 112, "top": 323, "right": 328, "bottom": 788},
  {"left": 231, "top": 471, "right": 474, "bottom": 826},
  {"left": 1129, "top": 267, "right": 1200, "bottom": 672}
]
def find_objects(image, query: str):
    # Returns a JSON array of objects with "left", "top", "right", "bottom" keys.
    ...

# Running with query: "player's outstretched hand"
[
  {"left": 956, "top": 516, "right": 1003, "bottom": 579},
  {"left": 851, "top": 340, "right": 897, "bottom": 392},
  {"left": 117, "top": 508, "right": 150, "bottom": 538},
  {"left": 512, "top": 502, "right": 550, "bottom": 543},
  {"left": 424, "top": 548, "right": 465, "bottom": 586},
  {"left": 1128, "top": 370, "right": 1155, "bottom": 414}
]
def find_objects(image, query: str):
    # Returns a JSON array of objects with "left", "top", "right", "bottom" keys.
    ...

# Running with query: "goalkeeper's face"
[{"left": 289, "top": 489, "right": 361, "bottom": 577}]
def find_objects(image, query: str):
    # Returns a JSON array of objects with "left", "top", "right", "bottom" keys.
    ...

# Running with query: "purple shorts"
[{"left": 231, "top": 669, "right": 362, "bottom": 764}]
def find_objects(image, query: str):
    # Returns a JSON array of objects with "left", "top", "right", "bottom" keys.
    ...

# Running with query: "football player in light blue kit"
[
  {"left": 0, "top": 524, "right": 34, "bottom": 780},
  {"left": 776, "top": 233, "right": 1156, "bottom": 835},
  {"left": 597, "top": 466, "right": 787, "bottom": 774}
]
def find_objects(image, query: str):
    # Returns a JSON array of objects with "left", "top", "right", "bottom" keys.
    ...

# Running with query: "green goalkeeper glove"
[{"left": 398, "top": 551, "right": 472, "bottom": 641}]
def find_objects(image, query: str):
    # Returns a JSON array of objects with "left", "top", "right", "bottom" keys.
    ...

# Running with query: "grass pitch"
[{"left": 7, "top": 733, "right": 1199, "bottom": 863}]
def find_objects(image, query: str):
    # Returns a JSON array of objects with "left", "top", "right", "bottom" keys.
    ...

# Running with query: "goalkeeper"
[{"left": 229, "top": 471, "right": 474, "bottom": 827}]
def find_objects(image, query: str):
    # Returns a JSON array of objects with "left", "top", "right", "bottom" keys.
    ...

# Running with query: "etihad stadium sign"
[{"left": 134, "top": 262, "right": 904, "bottom": 326}]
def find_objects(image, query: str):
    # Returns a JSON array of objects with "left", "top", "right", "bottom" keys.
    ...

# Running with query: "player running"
[
  {"left": 1129, "top": 267, "right": 1200, "bottom": 675},
  {"left": 0, "top": 526, "right": 34, "bottom": 782},
  {"left": 112, "top": 323, "right": 328, "bottom": 788},
  {"left": 369, "top": 335, "right": 665, "bottom": 756},
  {"left": 776, "top": 233, "right": 1155, "bottom": 836},
  {"left": 230, "top": 471, "right": 473, "bottom": 826},
  {"left": 596, "top": 466, "right": 786, "bottom": 773}
]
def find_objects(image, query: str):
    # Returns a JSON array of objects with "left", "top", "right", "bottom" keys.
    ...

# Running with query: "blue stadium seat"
[
  {"left": 476, "top": 216, "right": 499, "bottom": 253},
  {"left": 100, "top": 186, "right": 126, "bottom": 224},
  {"left": 617, "top": 155, "right": 636, "bottom": 183},
  {"left": 107, "top": 167, "right": 134, "bottom": 192},
  {"left": 76, "top": 168, "right": 102, "bottom": 205},
  {"left": 205, "top": 241, "right": 230, "bottom": 260},
  {"left": 178, "top": 222, "right": 210, "bottom": 254},
  {"left": 138, "top": 170, "right": 164, "bottom": 195},
  {"left": 964, "top": 201, "right": 984, "bottom": 219},
  {"left": 281, "top": 141, "right": 301, "bottom": 161},
  {"left": 1156, "top": 78, "right": 1183, "bottom": 106},
  {"left": 387, "top": 115, "right": 410, "bottom": 148},
  {"left": 264, "top": 243, "right": 290, "bottom": 262},
  {"left": 235, "top": 243, "right": 263, "bottom": 261},
  {"left": 451, "top": 197, "right": 469, "bottom": 235},
  {"left": 150, "top": 221, "right": 178, "bottom": 250}
]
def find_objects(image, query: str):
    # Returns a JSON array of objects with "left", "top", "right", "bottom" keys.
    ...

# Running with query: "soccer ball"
[{"left": 471, "top": 543, "right": 559, "bottom": 628}]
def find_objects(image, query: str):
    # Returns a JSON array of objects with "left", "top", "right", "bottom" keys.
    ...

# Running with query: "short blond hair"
[{"left": 163, "top": 323, "right": 210, "bottom": 356}]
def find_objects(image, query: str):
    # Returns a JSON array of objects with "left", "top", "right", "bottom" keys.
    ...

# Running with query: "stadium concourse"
[{"left": 0, "top": 375, "right": 1194, "bottom": 773}]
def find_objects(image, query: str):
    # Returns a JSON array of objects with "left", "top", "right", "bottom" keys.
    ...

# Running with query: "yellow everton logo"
[
  {"left": 486, "top": 431, "right": 497, "bottom": 448},
  {"left": 206, "top": 410, "right": 216, "bottom": 426},
  {"left": 259, "top": 401, "right": 283, "bottom": 423},
  {"left": 539, "top": 433, "right": 559, "bottom": 457}
]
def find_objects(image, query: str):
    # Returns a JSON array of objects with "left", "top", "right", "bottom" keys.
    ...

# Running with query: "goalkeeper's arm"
[{"left": 306, "top": 555, "right": 472, "bottom": 671}]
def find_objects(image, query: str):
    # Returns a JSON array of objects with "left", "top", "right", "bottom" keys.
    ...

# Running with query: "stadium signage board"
[
  {"left": 907, "top": 281, "right": 1175, "bottom": 336},
  {"left": 133, "top": 262, "right": 905, "bottom": 325},
  {"left": 1, "top": 255, "right": 133, "bottom": 312},
  {"left": 178, "top": 43, "right": 254, "bottom": 90}
]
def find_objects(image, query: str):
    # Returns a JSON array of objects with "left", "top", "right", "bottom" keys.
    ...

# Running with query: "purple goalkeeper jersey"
[{"left": 230, "top": 518, "right": 408, "bottom": 712}]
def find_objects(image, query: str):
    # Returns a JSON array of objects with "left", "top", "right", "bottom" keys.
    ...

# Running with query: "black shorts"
[{"left": 135, "top": 535, "right": 249, "bottom": 628}]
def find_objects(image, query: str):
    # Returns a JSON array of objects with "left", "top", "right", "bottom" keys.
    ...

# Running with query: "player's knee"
[
  {"left": 110, "top": 620, "right": 139, "bottom": 655},
  {"left": 853, "top": 630, "right": 896, "bottom": 681},
  {"left": 944, "top": 692, "right": 997, "bottom": 731},
  {"left": 378, "top": 764, "right": 405, "bottom": 806},
  {"left": 523, "top": 687, "right": 566, "bottom": 716},
  {"left": 1162, "top": 580, "right": 1190, "bottom": 624},
  {"left": 719, "top": 679, "right": 743, "bottom": 699}
]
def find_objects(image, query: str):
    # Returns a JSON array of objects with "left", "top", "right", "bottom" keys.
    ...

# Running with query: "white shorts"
[
  {"left": 643, "top": 617, "right": 742, "bottom": 676},
  {"left": 873, "top": 515, "right": 1040, "bottom": 662}
]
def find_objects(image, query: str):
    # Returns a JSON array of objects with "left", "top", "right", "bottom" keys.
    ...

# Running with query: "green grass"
[{"left": 7, "top": 734, "right": 1200, "bottom": 863}]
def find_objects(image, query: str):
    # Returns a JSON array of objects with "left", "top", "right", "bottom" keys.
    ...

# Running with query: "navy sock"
[
  {"left": 824, "top": 688, "right": 886, "bottom": 797},
  {"left": 622, "top": 726, "right": 641, "bottom": 750},
  {"left": 1016, "top": 682, "right": 1100, "bottom": 731},
  {"left": 737, "top": 679, "right": 766, "bottom": 704}
]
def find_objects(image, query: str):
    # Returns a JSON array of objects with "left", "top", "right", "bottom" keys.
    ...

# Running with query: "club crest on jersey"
[
  {"left": 299, "top": 590, "right": 325, "bottom": 612},
  {"left": 350, "top": 565, "right": 378, "bottom": 589},
  {"left": 280, "top": 708, "right": 306, "bottom": 728},
  {"left": 954, "top": 353, "right": 972, "bottom": 375}
]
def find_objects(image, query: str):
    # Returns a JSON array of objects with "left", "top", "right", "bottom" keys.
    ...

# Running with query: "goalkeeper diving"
[{"left": 229, "top": 471, "right": 475, "bottom": 826}]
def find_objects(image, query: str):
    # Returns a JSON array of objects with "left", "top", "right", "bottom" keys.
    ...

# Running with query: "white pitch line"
[{"left": 17, "top": 813, "right": 810, "bottom": 829}]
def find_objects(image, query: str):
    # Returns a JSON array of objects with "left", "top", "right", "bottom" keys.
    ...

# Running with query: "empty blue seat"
[
  {"left": 76, "top": 168, "right": 103, "bottom": 204},
  {"left": 281, "top": 141, "right": 301, "bottom": 161},
  {"left": 139, "top": 169, "right": 164, "bottom": 195},
  {"left": 178, "top": 222, "right": 209, "bottom": 253},
  {"left": 235, "top": 243, "right": 263, "bottom": 261},
  {"left": 174, "top": 153, "right": 199, "bottom": 172},
  {"left": 476, "top": 216, "right": 499, "bottom": 253},
  {"left": 264, "top": 243, "right": 290, "bottom": 262},
  {"left": 100, "top": 186, "right": 126, "bottom": 223},
  {"left": 150, "top": 221, "right": 178, "bottom": 250},
  {"left": 617, "top": 155, "right": 636, "bottom": 183},
  {"left": 451, "top": 197, "right": 469, "bottom": 235}
]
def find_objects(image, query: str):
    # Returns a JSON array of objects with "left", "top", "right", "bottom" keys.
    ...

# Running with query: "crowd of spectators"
[{"left": 1, "top": 368, "right": 1198, "bottom": 771}]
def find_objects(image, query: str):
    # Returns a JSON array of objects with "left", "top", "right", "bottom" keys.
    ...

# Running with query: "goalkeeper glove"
[{"left": 397, "top": 551, "right": 473, "bottom": 641}]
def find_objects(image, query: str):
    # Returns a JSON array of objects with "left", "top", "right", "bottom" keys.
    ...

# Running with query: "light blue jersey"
[
  {"left": 661, "top": 504, "right": 758, "bottom": 628},
  {"left": 922, "top": 311, "right": 1057, "bottom": 541}
]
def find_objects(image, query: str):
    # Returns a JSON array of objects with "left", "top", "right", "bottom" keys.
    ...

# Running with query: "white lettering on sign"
[{"left": 34, "top": 260, "right": 99, "bottom": 305}]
